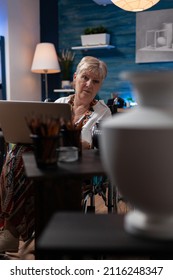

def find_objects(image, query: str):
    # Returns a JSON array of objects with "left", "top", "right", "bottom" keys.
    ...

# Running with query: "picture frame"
[{"left": 136, "top": 9, "right": 173, "bottom": 63}]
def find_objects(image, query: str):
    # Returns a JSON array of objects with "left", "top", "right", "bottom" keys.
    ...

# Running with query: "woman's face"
[{"left": 73, "top": 69, "right": 103, "bottom": 104}]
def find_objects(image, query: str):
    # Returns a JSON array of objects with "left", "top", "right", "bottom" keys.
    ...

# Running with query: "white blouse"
[{"left": 55, "top": 96, "right": 112, "bottom": 145}]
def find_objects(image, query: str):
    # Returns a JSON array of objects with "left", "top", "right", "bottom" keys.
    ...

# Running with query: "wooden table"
[
  {"left": 37, "top": 212, "right": 173, "bottom": 260},
  {"left": 23, "top": 149, "right": 109, "bottom": 259},
  {"left": 23, "top": 151, "right": 173, "bottom": 260},
  {"left": 23, "top": 149, "right": 105, "bottom": 180}
]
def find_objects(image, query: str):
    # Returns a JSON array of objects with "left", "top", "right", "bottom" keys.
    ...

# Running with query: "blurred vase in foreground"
[{"left": 100, "top": 70, "right": 173, "bottom": 239}]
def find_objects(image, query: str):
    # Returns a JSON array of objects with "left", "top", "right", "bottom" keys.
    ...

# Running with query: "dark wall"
[
  {"left": 0, "top": 36, "right": 6, "bottom": 100},
  {"left": 40, "top": 0, "right": 61, "bottom": 101}
]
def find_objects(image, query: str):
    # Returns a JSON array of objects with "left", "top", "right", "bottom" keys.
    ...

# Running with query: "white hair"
[{"left": 76, "top": 56, "right": 107, "bottom": 81}]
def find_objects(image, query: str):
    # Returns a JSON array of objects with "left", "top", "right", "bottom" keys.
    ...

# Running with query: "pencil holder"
[
  {"left": 31, "top": 134, "right": 59, "bottom": 168},
  {"left": 60, "top": 128, "right": 82, "bottom": 156}
]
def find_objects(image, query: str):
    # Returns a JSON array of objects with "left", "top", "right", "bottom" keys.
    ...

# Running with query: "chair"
[{"left": 82, "top": 175, "right": 117, "bottom": 214}]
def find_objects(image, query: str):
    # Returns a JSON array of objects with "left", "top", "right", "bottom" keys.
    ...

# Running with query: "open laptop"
[{"left": 0, "top": 100, "right": 72, "bottom": 144}]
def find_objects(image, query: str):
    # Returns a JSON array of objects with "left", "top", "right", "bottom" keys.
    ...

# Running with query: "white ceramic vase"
[
  {"left": 163, "top": 23, "right": 173, "bottom": 48},
  {"left": 100, "top": 70, "right": 173, "bottom": 239}
]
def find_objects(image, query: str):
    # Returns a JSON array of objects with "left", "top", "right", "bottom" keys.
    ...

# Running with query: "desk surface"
[
  {"left": 38, "top": 212, "right": 173, "bottom": 259},
  {"left": 23, "top": 149, "right": 106, "bottom": 180}
]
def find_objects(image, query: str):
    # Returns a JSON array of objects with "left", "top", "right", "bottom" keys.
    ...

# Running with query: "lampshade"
[
  {"left": 111, "top": 0, "right": 160, "bottom": 12},
  {"left": 31, "top": 43, "right": 61, "bottom": 73}
]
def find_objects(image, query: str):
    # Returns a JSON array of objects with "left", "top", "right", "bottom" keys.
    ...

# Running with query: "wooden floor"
[{"left": 4, "top": 193, "right": 109, "bottom": 260}]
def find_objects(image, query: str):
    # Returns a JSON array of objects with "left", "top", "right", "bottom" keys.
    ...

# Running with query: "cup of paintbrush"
[{"left": 26, "top": 116, "right": 61, "bottom": 168}]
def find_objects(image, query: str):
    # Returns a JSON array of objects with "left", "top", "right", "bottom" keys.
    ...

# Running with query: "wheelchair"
[{"left": 82, "top": 121, "right": 117, "bottom": 214}]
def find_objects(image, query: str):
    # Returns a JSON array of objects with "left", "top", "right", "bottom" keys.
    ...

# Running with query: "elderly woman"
[
  {"left": 56, "top": 56, "right": 111, "bottom": 148},
  {"left": 0, "top": 56, "right": 111, "bottom": 253}
]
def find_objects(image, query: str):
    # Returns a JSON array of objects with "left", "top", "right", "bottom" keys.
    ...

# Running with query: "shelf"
[
  {"left": 54, "top": 89, "right": 74, "bottom": 93},
  {"left": 139, "top": 46, "right": 173, "bottom": 52},
  {"left": 71, "top": 45, "right": 115, "bottom": 50}
]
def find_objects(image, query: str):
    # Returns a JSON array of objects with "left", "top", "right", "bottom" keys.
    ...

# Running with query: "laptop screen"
[{"left": 0, "top": 101, "right": 72, "bottom": 144}]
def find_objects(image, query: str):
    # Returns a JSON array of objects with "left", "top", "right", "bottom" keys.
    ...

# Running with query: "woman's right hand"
[{"left": 81, "top": 140, "right": 91, "bottom": 150}]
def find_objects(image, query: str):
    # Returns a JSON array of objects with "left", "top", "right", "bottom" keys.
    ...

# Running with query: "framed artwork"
[{"left": 136, "top": 9, "right": 173, "bottom": 63}]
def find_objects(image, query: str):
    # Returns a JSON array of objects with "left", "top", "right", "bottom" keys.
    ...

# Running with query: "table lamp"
[{"left": 31, "top": 43, "right": 61, "bottom": 101}]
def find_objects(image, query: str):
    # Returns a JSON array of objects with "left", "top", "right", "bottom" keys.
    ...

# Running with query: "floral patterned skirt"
[{"left": 0, "top": 144, "right": 35, "bottom": 241}]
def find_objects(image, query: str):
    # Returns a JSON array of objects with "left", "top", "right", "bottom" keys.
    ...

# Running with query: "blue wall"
[{"left": 58, "top": 0, "right": 173, "bottom": 103}]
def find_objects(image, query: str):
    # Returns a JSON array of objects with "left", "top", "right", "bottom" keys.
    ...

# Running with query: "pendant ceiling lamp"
[{"left": 111, "top": 0, "right": 160, "bottom": 12}]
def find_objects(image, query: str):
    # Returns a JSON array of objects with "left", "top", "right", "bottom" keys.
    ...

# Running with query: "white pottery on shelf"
[
  {"left": 61, "top": 80, "right": 72, "bottom": 89},
  {"left": 81, "top": 33, "right": 110, "bottom": 46},
  {"left": 163, "top": 23, "right": 173, "bottom": 48},
  {"left": 100, "top": 70, "right": 173, "bottom": 239}
]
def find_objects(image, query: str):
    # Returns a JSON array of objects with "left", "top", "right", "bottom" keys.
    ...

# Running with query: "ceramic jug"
[{"left": 100, "top": 70, "right": 173, "bottom": 239}]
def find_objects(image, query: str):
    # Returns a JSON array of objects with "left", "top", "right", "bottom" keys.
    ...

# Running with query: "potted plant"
[
  {"left": 81, "top": 25, "right": 110, "bottom": 46},
  {"left": 59, "top": 49, "right": 75, "bottom": 88}
]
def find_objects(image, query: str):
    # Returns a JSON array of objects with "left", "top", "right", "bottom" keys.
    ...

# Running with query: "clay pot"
[{"left": 100, "top": 70, "right": 173, "bottom": 239}]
